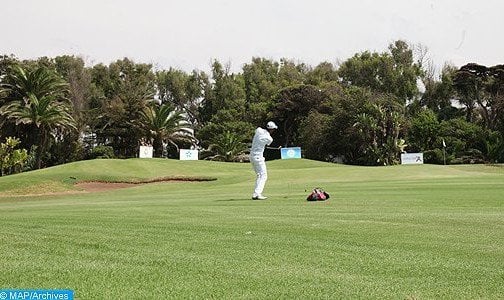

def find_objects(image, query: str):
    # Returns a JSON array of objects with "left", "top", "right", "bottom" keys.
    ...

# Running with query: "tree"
[
  {"left": 241, "top": 58, "right": 307, "bottom": 127},
  {"left": 277, "top": 58, "right": 307, "bottom": 88},
  {"left": 272, "top": 84, "right": 325, "bottom": 147},
  {"left": 486, "top": 65, "right": 504, "bottom": 133},
  {"left": 295, "top": 82, "right": 345, "bottom": 162},
  {"left": 1, "top": 93, "right": 76, "bottom": 169},
  {"left": 407, "top": 108, "right": 441, "bottom": 152},
  {"left": 138, "top": 102, "right": 195, "bottom": 158},
  {"left": 53, "top": 56, "right": 92, "bottom": 126},
  {"left": 338, "top": 40, "right": 421, "bottom": 104},
  {"left": 485, "top": 131, "right": 504, "bottom": 163},
  {"left": 92, "top": 58, "right": 156, "bottom": 157},
  {"left": 0, "top": 56, "right": 20, "bottom": 140},
  {"left": 452, "top": 63, "right": 486, "bottom": 123},
  {"left": 198, "top": 60, "right": 252, "bottom": 148},
  {"left": 351, "top": 96, "right": 406, "bottom": 165},
  {"left": 49, "top": 55, "right": 94, "bottom": 163},
  {"left": 156, "top": 68, "right": 207, "bottom": 130},
  {"left": 298, "top": 110, "right": 332, "bottom": 160},
  {"left": 0, "top": 55, "right": 18, "bottom": 85},
  {"left": 202, "top": 131, "right": 249, "bottom": 162},
  {"left": 242, "top": 58, "right": 280, "bottom": 125},
  {"left": 388, "top": 40, "right": 422, "bottom": 101},
  {"left": 418, "top": 63, "right": 458, "bottom": 119},
  {"left": 320, "top": 86, "right": 370, "bottom": 164},
  {"left": 0, "top": 66, "right": 76, "bottom": 169},
  {"left": 452, "top": 63, "right": 504, "bottom": 132},
  {"left": 305, "top": 62, "right": 339, "bottom": 86},
  {"left": 318, "top": 86, "right": 406, "bottom": 166},
  {"left": 439, "top": 118, "right": 487, "bottom": 163},
  {"left": 0, "top": 137, "right": 28, "bottom": 176}
]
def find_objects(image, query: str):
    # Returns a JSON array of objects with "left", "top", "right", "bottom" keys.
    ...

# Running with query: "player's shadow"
[{"left": 215, "top": 198, "right": 251, "bottom": 202}]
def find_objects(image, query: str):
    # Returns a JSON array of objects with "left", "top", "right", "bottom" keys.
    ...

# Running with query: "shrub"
[
  {"left": 451, "top": 149, "right": 486, "bottom": 164},
  {"left": 0, "top": 137, "right": 28, "bottom": 176},
  {"left": 88, "top": 145, "right": 115, "bottom": 159},
  {"left": 424, "top": 148, "right": 446, "bottom": 164}
]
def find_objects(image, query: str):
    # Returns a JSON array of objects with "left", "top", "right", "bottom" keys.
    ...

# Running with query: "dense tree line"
[{"left": 1, "top": 40, "right": 503, "bottom": 174}]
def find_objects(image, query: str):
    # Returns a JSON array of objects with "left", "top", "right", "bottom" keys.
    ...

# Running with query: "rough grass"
[{"left": 0, "top": 159, "right": 503, "bottom": 299}]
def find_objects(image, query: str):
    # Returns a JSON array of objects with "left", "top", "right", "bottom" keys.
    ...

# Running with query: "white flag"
[{"left": 442, "top": 139, "right": 446, "bottom": 148}]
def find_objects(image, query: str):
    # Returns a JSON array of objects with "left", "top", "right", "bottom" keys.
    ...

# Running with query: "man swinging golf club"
[{"left": 250, "top": 121, "right": 279, "bottom": 200}]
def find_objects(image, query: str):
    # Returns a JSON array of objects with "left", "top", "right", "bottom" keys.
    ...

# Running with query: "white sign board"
[
  {"left": 180, "top": 149, "right": 198, "bottom": 160},
  {"left": 139, "top": 146, "right": 153, "bottom": 158},
  {"left": 401, "top": 153, "right": 424, "bottom": 165}
]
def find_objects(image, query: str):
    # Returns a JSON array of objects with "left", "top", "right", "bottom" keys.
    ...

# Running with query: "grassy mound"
[{"left": 0, "top": 158, "right": 220, "bottom": 196}]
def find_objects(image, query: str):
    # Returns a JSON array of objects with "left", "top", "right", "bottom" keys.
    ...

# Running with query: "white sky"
[{"left": 2, "top": 0, "right": 503, "bottom": 74}]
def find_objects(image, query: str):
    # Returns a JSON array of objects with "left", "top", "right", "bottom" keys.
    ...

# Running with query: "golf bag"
[{"left": 306, "top": 188, "right": 330, "bottom": 201}]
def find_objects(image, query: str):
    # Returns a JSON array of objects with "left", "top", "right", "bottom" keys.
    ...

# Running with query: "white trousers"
[{"left": 250, "top": 155, "right": 267, "bottom": 196}]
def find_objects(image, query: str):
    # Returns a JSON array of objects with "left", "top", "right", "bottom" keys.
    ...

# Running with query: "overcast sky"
[{"left": 2, "top": 0, "right": 503, "bottom": 73}]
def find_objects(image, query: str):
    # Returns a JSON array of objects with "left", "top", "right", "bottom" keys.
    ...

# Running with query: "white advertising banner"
[
  {"left": 180, "top": 149, "right": 199, "bottom": 160},
  {"left": 401, "top": 153, "right": 424, "bottom": 164},
  {"left": 139, "top": 146, "right": 153, "bottom": 158}
]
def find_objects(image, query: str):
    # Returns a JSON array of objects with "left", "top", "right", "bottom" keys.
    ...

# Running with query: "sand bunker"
[
  {"left": 74, "top": 176, "right": 216, "bottom": 193},
  {"left": 0, "top": 177, "right": 216, "bottom": 197},
  {"left": 74, "top": 181, "right": 140, "bottom": 192}
]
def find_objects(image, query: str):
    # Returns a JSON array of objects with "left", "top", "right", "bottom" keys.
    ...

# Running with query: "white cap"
[{"left": 266, "top": 121, "right": 278, "bottom": 129}]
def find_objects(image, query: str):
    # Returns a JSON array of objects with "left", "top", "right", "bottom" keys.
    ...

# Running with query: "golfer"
[{"left": 250, "top": 121, "right": 278, "bottom": 200}]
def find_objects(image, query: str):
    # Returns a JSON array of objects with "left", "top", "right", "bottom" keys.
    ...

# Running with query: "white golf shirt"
[{"left": 250, "top": 127, "right": 273, "bottom": 158}]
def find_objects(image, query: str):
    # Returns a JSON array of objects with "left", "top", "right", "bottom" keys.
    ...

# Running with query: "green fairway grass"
[{"left": 0, "top": 159, "right": 503, "bottom": 299}]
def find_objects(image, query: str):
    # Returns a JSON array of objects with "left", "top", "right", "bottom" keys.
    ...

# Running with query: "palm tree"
[
  {"left": 1, "top": 94, "right": 76, "bottom": 169},
  {"left": 203, "top": 131, "right": 248, "bottom": 162},
  {"left": 353, "top": 113, "right": 379, "bottom": 152},
  {"left": 353, "top": 100, "right": 405, "bottom": 165},
  {"left": 138, "top": 102, "right": 195, "bottom": 157},
  {"left": 0, "top": 66, "right": 76, "bottom": 169},
  {"left": 2, "top": 66, "right": 69, "bottom": 100}
]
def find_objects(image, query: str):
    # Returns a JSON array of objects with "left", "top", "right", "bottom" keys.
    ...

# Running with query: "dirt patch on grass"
[
  {"left": 74, "top": 176, "right": 216, "bottom": 192},
  {"left": 74, "top": 182, "right": 139, "bottom": 192},
  {"left": 0, "top": 176, "right": 216, "bottom": 197}
]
